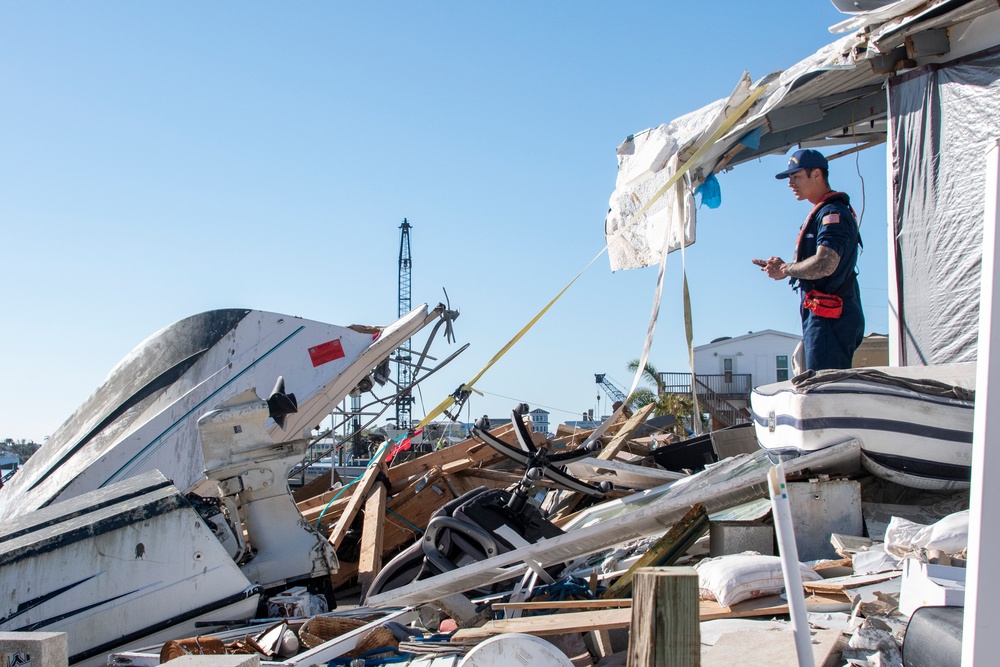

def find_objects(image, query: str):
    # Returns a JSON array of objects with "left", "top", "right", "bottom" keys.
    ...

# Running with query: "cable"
[{"left": 477, "top": 389, "right": 582, "bottom": 419}]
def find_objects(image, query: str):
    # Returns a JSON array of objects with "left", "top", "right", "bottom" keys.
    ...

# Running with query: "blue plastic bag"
[{"left": 696, "top": 172, "right": 722, "bottom": 209}]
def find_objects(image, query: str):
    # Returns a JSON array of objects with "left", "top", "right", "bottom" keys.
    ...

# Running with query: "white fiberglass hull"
[
  {"left": 0, "top": 471, "right": 259, "bottom": 667},
  {"left": 751, "top": 363, "right": 976, "bottom": 490},
  {"left": 0, "top": 305, "right": 440, "bottom": 521}
]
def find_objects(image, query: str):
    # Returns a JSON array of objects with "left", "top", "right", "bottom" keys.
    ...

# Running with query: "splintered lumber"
[
  {"left": 553, "top": 424, "right": 597, "bottom": 446},
  {"left": 451, "top": 607, "right": 633, "bottom": 641},
  {"left": 385, "top": 423, "right": 520, "bottom": 488},
  {"left": 292, "top": 468, "right": 343, "bottom": 503},
  {"left": 357, "top": 477, "right": 388, "bottom": 598},
  {"left": 332, "top": 468, "right": 455, "bottom": 588},
  {"left": 297, "top": 491, "right": 350, "bottom": 528},
  {"left": 595, "top": 403, "right": 656, "bottom": 461},
  {"left": 601, "top": 503, "right": 708, "bottom": 600},
  {"left": 628, "top": 567, "right": 701, "bottom": 667},
  {"left": 698, "top": 592, "right": 852, "bottom": 620},
  {"left": 298, "top": 464, "right": 449, "bottom": 530},
  {"left": 548, "top": 405, "right": 655, "bottom": 523},
  {"left": 328, "top": 446, "right": 392, "bottom": 550},
  {"left": 492, "top": 599, "right": 632, "bottom": 613}
]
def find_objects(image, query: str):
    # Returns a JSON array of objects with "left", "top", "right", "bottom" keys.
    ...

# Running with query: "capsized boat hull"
[
  {"left": 0, "top": 305, "right": 441, "bottom": 521},
  {"left": 751, "top": 363, "right": 976, "bottom": 490},
  {"left": 0, "top": 470, "right": 260, "bottom": 667}
]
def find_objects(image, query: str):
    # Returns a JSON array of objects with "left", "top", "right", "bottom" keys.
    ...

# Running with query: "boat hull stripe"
[
  {"left": 752, "top": 412, "right": 973, "bottom": 444},
  {"left": 101, "top": 325, "right": 307, "bottom": 488}
]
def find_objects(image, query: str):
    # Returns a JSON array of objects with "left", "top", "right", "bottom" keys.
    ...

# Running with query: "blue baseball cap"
[{"left": 775, "top": 149, "right": 828, "bottom": 179}]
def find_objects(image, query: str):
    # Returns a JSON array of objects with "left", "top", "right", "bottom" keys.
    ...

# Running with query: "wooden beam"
[
  {"left": 595, "top": 403, "right": 655, "bottom": 461},
  {"left": 451, "top": 607, "right": 633, "bottom": 641},
  {"left": 698, "top": 592, "right": 851, "bottom": 621},
  {"left": 493, "top": 599, "right": 631, "bottom": 612},
  {"left": 328, "top": 442, "right": 392, "bottom": 550},
  {"left": 357, "top": 474, "right": 388, "bottom": 599}
]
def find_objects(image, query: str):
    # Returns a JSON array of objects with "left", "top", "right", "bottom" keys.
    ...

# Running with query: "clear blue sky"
[{"left": 1, "top": 2, "right": 888, "bottom": 442}]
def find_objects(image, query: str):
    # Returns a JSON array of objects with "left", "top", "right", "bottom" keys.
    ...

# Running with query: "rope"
[{"left": 385, "top": 507, "right": 425, "bottom": 536}]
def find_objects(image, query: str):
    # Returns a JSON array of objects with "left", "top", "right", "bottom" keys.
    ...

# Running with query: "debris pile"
[{"left": 107, "top": 406, "right": 970, "bottom": 667}]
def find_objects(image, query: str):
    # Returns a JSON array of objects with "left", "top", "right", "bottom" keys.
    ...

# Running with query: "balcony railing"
[
  {"left": 659, "top": 372, "right": 752, "bottom": 428},
  {"left": 659, "top": 372, "right": 753, "bottom": 399}
]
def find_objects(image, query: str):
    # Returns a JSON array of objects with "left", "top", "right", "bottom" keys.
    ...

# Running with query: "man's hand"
[{"left": 753, "top": 257, "right": 788, "bottom": 280}]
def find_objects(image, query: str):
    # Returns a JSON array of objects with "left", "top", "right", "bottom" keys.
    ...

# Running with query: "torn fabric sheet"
[
  {"left": 605, "top": 133, "right": 696, "bottom": 271},
  {"left": 604, "top": 74, "right": 756, "bottom": 271},
  {"left": 602, "top": 32, "right": 863, "bottom": 273}
]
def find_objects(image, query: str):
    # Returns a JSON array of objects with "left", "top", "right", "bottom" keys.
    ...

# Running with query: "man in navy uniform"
[{"left": 753, "top": 149, "right": 864, "bottom": 372}]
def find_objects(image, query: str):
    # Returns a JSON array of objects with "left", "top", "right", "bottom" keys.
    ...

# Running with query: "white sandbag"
[{"left": 695, "top": 553, "right": 822, "bottom": 607}]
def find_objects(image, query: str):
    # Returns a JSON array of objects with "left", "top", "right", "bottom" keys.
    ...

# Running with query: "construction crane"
[
  {"left": 595, "top": 373, "right": 628, "bottom": 405},
  {"left": 395, "top": 219, "right": 414, "bottom": 429}
]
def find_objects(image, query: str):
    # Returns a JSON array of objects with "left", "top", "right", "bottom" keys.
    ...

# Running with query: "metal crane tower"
[
  {"left": 595, "top": 373, "right": 627, "bottom": 405},
  {"left": 395, "top": 219, "right": 414, "bottom": 429}
]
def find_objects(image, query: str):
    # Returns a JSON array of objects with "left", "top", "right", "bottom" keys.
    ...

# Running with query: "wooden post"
[
  {"left": 357, "top": 476, "right": 388, "bottom": 599},
  {"left": 628, "top": 567, "right": 700, "bottom": 667}
]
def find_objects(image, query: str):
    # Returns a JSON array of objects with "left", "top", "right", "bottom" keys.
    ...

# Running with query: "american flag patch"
[{"left": 822, "top": 213, "right": 840, "bottom": 225}]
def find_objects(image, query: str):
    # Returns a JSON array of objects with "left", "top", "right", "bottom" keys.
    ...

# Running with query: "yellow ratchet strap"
[{"left": 419, "top": 86, "right": 766, "bottom": 430}]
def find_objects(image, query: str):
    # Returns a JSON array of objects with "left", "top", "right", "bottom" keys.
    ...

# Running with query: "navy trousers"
[{"left": 801, "top": 285, "right": 865, "bottom": 371}]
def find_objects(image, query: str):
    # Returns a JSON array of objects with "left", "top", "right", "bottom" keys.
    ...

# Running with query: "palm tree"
[{"left": 625, "top": 359, "right": 694, "bottom": 436}]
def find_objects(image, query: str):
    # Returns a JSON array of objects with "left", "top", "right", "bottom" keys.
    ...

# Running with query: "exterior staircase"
[{"left": 660, "top": 372, "right": 752, "bottom": 429}]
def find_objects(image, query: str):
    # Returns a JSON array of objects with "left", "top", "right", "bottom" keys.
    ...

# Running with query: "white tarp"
[
  {"left": 604, "top": 74, "right": 757, "bottom": 271},
  {"left": 602, "top": 34, "right": 860, "bottom": 272},
  {"left": 888, "top": 47, "right": 1000, "bottom": 364},
  {"left": 604, "top": 111, "right": 701, "bottom": 272}
]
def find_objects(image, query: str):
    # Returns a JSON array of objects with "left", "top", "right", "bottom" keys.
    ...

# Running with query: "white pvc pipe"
[{"left": 768, "top": 463, "right": 815, "bottom": 667}]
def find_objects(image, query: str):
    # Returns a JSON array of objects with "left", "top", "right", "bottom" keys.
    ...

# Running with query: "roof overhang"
[
  {"left": 605, "top": 0, "right": 1000, "bottom": 270},
  {"left": 694, "top": 0, "right": 1000, "bottom": 180}
]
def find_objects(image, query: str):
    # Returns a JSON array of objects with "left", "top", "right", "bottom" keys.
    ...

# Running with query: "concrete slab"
[
  {"left": 701, "top": 627, "right": 842, "bottom": 666},
  {"left": 0, "top": 632, "right": 68, "bottom": 667}
]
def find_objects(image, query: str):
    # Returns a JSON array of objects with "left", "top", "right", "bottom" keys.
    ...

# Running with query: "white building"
[
  {"left": 661, "top": 329, "right": 802, "bottom": 430},
  {"left": 528, "top": 409, "right": 550, "bottom": 434},
  {"left": 694, "top": 329, "right": 802, "bottom": 387}
]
